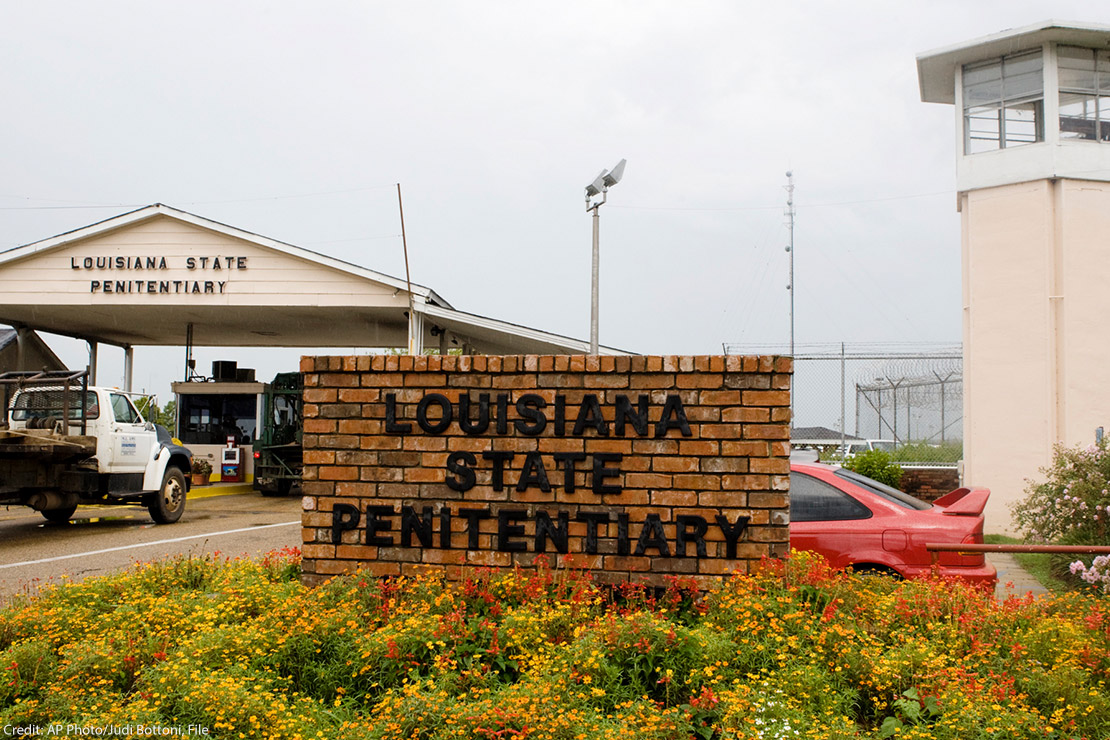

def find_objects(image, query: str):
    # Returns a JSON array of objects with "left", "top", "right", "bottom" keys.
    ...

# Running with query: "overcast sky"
[{"left": 2, "top": 1, "right": 1104, "bottom": 401}]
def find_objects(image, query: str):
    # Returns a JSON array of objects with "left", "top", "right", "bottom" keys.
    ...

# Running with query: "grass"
[
  {"left": 1, "top": 549, "right": 1109, "bottom": 739},
  {"left": 983, "top": 534, "right": 1073, "bottom": 594}
]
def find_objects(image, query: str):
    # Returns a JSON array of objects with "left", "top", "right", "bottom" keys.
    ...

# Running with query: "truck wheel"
[
  {"left": 148, "top": 467, "right": 186, "bottom": 524},
  {"left": 261, "top": 479, "right": 294, "bottom": 497},
  {"left": 41, "top": 505, "right": 77, "bottom": 524}
]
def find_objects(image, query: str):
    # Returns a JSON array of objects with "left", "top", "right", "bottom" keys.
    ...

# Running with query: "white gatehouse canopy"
[{"left": 0, "top": 204, "right": 623, "bottom": 357}]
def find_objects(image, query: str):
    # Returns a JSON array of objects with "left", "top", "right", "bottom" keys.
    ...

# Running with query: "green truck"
[{"left": 253, "top": 372, "right": 303, "bottom": 496}]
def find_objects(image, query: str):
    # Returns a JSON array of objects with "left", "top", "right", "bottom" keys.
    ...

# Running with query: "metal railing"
[{"left": 926, "top": 542, "right": 1110, "bottom": 564}]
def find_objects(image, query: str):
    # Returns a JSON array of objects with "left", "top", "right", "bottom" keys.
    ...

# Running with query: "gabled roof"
[
  {"left": 792, "top": 426, "right": 864, "bottom": 444},
  {"left": 0, "top": 204, "right": 627, "bottom": 355},
  {"left": 0, "top": 325, "right": 67, "bottom": 372},
  {"left": 0, "top": 203, "right": 453, "bottom": 309}
]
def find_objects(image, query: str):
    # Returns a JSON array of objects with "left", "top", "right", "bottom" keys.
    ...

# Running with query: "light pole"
[{"left": 585, "top": 158, "right": 626, "bottom": 355}]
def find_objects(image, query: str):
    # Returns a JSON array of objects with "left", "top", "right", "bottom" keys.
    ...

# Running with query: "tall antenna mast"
[
  {"left": 785, "top": 171, "right": 796, "bottom": 356},
  {"left": 397, "top": 183, "right": 415, "bottom": 355}
]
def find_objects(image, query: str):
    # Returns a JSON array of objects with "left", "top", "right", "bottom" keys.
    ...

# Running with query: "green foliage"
[
  {"left": 821, "top": 442, "right": 963, "bottom": 466},
  {"left": 889, "top": 441, "right": 963, "bottom": 464},
  {"left": 133, "top": 398, "right": 176, "bottom": 430},
  {"left": 134, "top": 396, "right": 157, "bottom": 421},
  {"left": 842, "top": 449, "right": 904, "bottom": 488},
  {"left": 156, "top": 400, "right": 176, "bottom": 429},
  {"left": 879, "top": 687, "right": 942, "bottom": 737}
]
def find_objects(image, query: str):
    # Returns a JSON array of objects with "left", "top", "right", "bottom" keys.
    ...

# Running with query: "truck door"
[{"left": 107, "top": 393, "right": 156, "bottom": 474}]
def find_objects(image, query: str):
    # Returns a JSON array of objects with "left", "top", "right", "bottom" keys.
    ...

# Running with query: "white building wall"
[{"left": 0, "top": 216, "right": 406, "bottom": 308}]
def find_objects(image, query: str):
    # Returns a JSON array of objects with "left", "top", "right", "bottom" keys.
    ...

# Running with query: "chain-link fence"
[{"left": 722, "top": 342, "right": 963, "bottom": 461}]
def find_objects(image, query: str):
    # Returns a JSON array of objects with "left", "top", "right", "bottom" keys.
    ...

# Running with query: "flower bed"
[{"left": 1, "top": 550, "right": 1108, "bottom": 739}]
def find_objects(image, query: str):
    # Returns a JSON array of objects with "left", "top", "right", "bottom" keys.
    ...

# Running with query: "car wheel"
[
  {"left": 41, "top": 505, "right": 77, "bottom": 524},
  {"left": 148, "top": 467, "right": 186, "bottom": 524}
]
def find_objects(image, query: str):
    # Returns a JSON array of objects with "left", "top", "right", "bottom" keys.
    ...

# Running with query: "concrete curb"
[{"left": 188, "top": 482, "right": 255, "bottom": 499}]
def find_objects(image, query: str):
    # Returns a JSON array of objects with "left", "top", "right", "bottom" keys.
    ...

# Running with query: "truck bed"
[{"left": 0, "top": 428, "right": 97, "bottom": 462}]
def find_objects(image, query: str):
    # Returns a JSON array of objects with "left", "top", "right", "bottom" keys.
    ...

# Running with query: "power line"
[
  {"left": 179, "top": 184, "right": 397, "bottom": 206},
  {"left": 603, "top": 188, "right": 950, "bottom": 210},
  {"left": 305, "top": 233, "right": 402, "bottom": 245},
  {"left": 0, "top": 183, "right": 399, "bottom": 211},
  {"left": 0, "top": 204, "right": 142, "bottom": 211}
]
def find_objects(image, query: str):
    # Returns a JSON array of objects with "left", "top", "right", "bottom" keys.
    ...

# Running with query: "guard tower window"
[
  {"left": 963, "top": 50, "right": 1044, "bottom": 154},
  {"left": 1058, "top": 46, "right": 1110, "bottom": 142}
]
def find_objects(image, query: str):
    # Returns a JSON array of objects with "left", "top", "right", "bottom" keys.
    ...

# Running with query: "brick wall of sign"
[{"left": 299, "top": 354, "right": 792, "bottom": 588}]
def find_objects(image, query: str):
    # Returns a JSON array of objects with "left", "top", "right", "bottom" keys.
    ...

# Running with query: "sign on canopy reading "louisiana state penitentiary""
[{"left": 299, "top": 354, "right": 791, "bottom": 588}]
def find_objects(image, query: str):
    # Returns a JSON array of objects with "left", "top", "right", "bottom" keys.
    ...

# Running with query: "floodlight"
[
  {"left": 602, "top": 159, "right": 627, "bottom": 187},
  {"left": 585, "top": 170, "right": 607, "bottom": 197}
]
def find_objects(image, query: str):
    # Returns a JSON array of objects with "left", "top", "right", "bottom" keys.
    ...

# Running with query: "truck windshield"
[{"left": 110, "top": 393, "right": 142, "bottom": 424}]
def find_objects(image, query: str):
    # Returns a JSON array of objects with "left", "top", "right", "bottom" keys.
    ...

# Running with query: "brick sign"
[{"left": 299, "top": 354, "right": 791, "bottom": 588}]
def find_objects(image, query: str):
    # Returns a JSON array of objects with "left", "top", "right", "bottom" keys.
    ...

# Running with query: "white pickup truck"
[{"left": 0, "top": 372, "right": 192, "bottom": 524}]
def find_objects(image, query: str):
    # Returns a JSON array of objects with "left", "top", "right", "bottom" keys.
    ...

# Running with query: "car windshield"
[{"left": 834, "top": 468, "right": 932, "bottom": 510}]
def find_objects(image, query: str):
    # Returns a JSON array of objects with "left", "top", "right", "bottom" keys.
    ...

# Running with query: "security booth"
[{"left": 172, "top": 361, "right": 263, "bottom": 482}]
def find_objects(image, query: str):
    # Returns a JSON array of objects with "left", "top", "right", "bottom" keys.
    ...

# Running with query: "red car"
[{"left": 789, "top": 461, "right": 997, "bottom": 588}]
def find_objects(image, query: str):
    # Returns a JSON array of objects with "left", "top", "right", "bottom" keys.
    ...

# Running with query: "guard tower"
[{"left": 918, "top": 21, "right": 1110, "bottom": 530}]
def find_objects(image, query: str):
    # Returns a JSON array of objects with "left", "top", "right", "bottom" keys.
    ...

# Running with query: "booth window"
[
  {"left": 963, "top": 50, "right": 1044, "bottom": 154},
  {"left": 1059, "top": 46, "right": 1110, "bottom": 142},
  {"left": 179, "top": 394, "right": 257, "bottom": 446}
]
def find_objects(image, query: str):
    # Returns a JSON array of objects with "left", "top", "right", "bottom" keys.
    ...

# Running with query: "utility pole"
[
  {"left": 398, "top": 183, "right": 416, "bottom": 355},
  {"left": 785, "top": 171, "right": 796, "bottom": 356}
]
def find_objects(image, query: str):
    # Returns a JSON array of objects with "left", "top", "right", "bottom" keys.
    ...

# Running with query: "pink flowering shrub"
[
  {"left": 1013, "top": 441, "right": 1110, "bottom": 587},
  {"left": 1012, "top": 441, "right": 1110, "bottom": 544},
  {"left": 1070, "top": 555, "right": 1110, "bottom": 594}
]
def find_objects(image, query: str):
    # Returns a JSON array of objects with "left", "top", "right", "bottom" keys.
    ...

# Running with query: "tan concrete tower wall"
[
  {"left": 1058, "top": 181, "right": 1110, "bottom": 446},
  {"left": 962, "top": 179, "right": 1110, "bottom": 532}
]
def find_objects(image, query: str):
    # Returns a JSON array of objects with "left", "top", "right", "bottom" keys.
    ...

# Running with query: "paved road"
[{"left": 0, "top": 487, "right": 302, "bottom": 605}]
